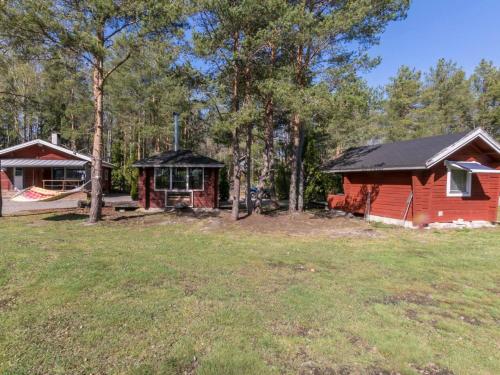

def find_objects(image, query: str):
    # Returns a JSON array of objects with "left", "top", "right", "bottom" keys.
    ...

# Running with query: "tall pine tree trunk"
[
  {"left": 297, "top": 125, "right": 305, "bottom": 211},
  {"left": 244, "top": 66, "right": 253, "bottom": 215},
  {"left": 230, "top": 34, "right": 241, "bottom": 221},
  {"left": 245, "top": 122, "right": 252, "bottom": 214},
  {"left": 88, "top": 54, "right": 104, "bottom": 223},
  {"left": 289, "top": 113, "right": 301, "bottom": 213},
  {"left": 231, "top": 126, "right": 241, "bottom": 220},
  {"left": 255, "top": 95, "right": 275, "bottom": 214}
]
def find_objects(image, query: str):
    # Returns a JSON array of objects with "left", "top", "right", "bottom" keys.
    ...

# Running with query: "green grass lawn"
[{"left": 0, "top": 212, "right": 499, "bottom": 375}]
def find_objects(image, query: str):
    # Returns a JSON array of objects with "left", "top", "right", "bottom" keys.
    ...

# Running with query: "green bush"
[
  {"left": 275, "top": 162, "right": 290, "bottom": 200},
  {"left": 218, "top": 166, "right": 230, "bottom": 201},
  {"left": 130, "top": 169, "right": 139, "bottom": 200}
]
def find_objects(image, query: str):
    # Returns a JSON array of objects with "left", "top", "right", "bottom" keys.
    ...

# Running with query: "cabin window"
[
  {"left": 172, "top": 167, "right": 188, "bottom": 190},
  {"left": 189, "top": 168, "right": 203, "bottom": 190},
  {"left": 155, "top": 167, "right": 170, "bottom": 190},
  {"left": 446, "top": 164, "right": 471, "bottom": 197},
  {"left": 52, "top": 167, "right": 85, "bottom": 181},
  {"left": 65, "top": 168, "right": 86, "bottom": 181},
  {"left": 154, "top": 167, "right": 204, "bottom": 191},
  {"left": 52, "top": 168, "right": 65, "bottom": 180}
]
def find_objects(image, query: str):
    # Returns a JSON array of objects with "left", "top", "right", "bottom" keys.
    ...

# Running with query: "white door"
[{"left": 14, "top": 168, "right": 23, "bottom": 190}]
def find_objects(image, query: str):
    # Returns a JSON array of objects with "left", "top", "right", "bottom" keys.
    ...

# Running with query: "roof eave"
[
  {"left": 425, "top": 128, "right": 500, "bottom": 168},
  {"left": 0, "top": 139, "right": 91, "bottom": 162},
  {"left": 323, "top": 166, "right": 427, "bottom": 173},
  {"left": 132, "top": 163, "right": 224, "bottom": 168}
]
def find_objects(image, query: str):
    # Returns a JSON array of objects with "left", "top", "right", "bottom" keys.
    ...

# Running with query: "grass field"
[{"left": 0, "top": 211, "right": 499, "bottom": 374}]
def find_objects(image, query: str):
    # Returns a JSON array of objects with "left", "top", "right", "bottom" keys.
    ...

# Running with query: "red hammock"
[{"left": 11, "top": 181, "right": 90, "bottom": 202}]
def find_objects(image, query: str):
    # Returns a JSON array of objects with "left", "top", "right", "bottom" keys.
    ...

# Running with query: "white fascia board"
[
  {"left": 133, "top": 164, "right": 224, "bottom": 168},
  {"left": 446, "top": 160, "right": 500, "bottom": 174},
  {"left": 324, "top": 166, "right": 427, "bottom": 173},
  {"left": 469, "top": 169, "right": 500, "bottom": 174},
  {"left": 426, "top": 128, "right": 500, "bottom": 168}
]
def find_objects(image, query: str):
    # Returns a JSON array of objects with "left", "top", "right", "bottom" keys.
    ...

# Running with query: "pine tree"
[
  {"left": 0, "top": 0, "right": 184, "bottom": 222},
  {"left": 421, "top": 59, "right": 474, "bottom": 135},
  {"left": 470, "top": 59, "right": 500, "bottom": 136},
  {"left": 282, "top": 0, "right": 410, "bottom": 213},
  {"left": 385, "top": 65, "right": 423, "bottom": 140}
]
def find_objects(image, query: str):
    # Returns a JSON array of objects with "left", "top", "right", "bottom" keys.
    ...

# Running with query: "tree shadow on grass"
[{"left": 43, "top": 213, "right": 88, "bottom": 221}]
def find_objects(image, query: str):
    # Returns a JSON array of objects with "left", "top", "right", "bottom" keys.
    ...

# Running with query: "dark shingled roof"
[
  {"left": 132, "top": 149, "right": 224, "bottom": 168},
  {"left": 323, "top": 131, "right": 470, "bottom": 172}
]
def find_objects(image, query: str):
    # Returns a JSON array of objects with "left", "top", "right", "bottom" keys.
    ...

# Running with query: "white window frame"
[
  {"left": 51, "top": 167, "right": 86, "bottom": 181},
  {"left": 187, "top": 167, "right": 205, "bottom": 191},
  {"left": 446, "top": 162, "right": 472, "bottom": 197},
  {"left": 154, "top": 167, "right": 204, "bottom": 192}
]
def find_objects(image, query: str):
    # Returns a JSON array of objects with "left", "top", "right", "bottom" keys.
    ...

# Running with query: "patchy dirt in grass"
[
  {"left": 266, "top": 260, "right": 318, "bottom": 273},
  {"left": 299, "top": 362, "right": 401, "bottom": 375},
  {"left": 24, "top": 206, "right": 385, "bottom": 238},
  {"left": 458, "top": 314, "right": 481, "bottom": 326},
  {"left": 180, "top": 355, "right": 199, "bottom": 375},
  {"left": 229, "top": 210, "right": 379, "bottom": 238},
  {"left": 298, "top": 360, "right": 334, "bottom": 375},
  {"left": 115, "top": 207, "right": 381, "bottom": 239},
  {"left": 412, "top": 363, "right": 455, "bottom": 375},
  {"left": 0, "top": 293, "right": 17, "bottom": 311},
  {"left": 365, "top": 366, "right": 401, "bottom": 375},
  {"left": 431, "top": 282, "right": 460, "bottom": 292},
  {"left": 374, "top": 291, "right": 436, "bottom": 306},
  {"left": 406, "top": 308, "right": 483, "bottom": 328},
  {"left": 270, "top": 321, "right": 320, "bottom": 339}
]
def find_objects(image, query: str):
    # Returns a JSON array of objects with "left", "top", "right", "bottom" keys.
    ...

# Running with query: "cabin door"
[{"left": 13, "top": 168, "right": 23, "bottom": 190}]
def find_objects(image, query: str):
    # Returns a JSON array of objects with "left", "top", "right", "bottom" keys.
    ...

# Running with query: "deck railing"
[{"left": 42, "top": 179, "right": 84, "bottom": 191}]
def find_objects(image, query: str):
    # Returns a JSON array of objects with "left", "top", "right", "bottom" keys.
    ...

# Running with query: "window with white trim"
[
  {"left": 446, "top": 164, "right": 471, "bottom": 197},
  {"left": 155, "top": 167, "right": 170, "bottom": 190},
  {"left": 154, "top": 167, "right": 204, "bottom": 191}
]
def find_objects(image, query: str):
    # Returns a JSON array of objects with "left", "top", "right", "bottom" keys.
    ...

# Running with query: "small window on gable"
[{"left": 446, "top": 163, "right": 471, "bottom": 197}]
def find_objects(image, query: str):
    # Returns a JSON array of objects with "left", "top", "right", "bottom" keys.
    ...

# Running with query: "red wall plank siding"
[
  {"left": 193, "top": 168, "right": 218, "bottom": 208},
  {"left": 2, "top": 144, "right": 80, "bottom": 160},
  {"left": 328, "top": 171, "right": 413, "bottom": 220},
  {"left": 423, "top": 142, "right": 500, "bottom": 222}
]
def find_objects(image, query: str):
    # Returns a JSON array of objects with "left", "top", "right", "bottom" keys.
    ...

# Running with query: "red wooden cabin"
[
  {"left": 0, "top": 133, "right": 113, "bottom": 193},
  {"left": 133, "top": 150, "right": 223, "bottom": 209},
  {"left": 324, "top": 129, "right": 500, "bottom": 227}
]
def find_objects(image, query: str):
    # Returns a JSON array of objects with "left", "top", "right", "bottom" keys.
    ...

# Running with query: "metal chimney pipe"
[
  {"left": 173, "top": 112, "right": 179, "bottom": 151},
  {"left": 51, "top": 132, "right": 61, "bottom": 146}
]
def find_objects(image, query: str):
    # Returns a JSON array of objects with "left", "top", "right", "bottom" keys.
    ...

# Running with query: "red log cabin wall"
[
  {"left": 328, "top": 139, "right": 500, "bottom": 224},
  {"left": 329, "top": 171, "right": 413, "bottom": 221},
  {"left": 412, "top": 142, "right": 499, "bottom": 223},
  {"left": 138, "top": 167, "right": 219, "bottom": 209},
  {"left": 2, "top": 144, "right": 80, "bottom": 160}
]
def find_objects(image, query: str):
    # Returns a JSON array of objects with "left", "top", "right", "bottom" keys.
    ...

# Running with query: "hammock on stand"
[{"left": 11, "top": 180, "right": 91, "bottom": 202}]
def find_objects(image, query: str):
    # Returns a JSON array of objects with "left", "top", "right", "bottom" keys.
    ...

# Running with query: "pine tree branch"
[
  {"left": 0, "top": 91, "right": 39, "bottom": 104},
  {"left": 104, "top": 20, "right": 138, "bottom": 42},
  {"left": 102, "top": 51, "right": 131, "bottom": 83}
]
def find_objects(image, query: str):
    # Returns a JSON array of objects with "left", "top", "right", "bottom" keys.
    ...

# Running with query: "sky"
[{"left": 361, "top": 0, "right": 500, "bottom": 88}]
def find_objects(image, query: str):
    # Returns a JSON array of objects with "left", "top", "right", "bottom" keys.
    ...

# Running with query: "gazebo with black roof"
[{"left": 133, "top": 149, "right": 224, "bottom": 209}]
